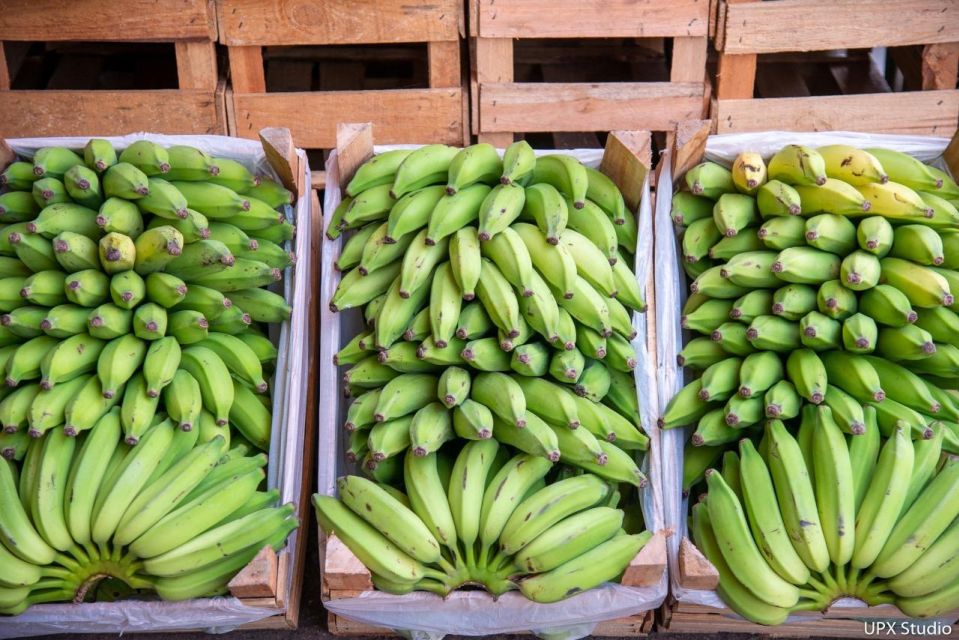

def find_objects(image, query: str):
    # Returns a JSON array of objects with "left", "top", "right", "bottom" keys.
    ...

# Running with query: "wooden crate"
[
  {"left": 0, "top": 128, "right": 312, "bottom": 632},
  {"left": 711, "top": 0, "right": 959, "bottom": 136},
  {"left": 469, "top": 0, "right": 710, "bottom": 147},
  {"left": 654, "top": 121, "right": 959, "bottom": 636},
  {"left": 218, "top": 0, "right": 468, "bottom": 150},
  {"left": 0, "top": 0, "right": 225, "bottom": 137},
  {"left": 316, "top": 122, "right": 666, "bottom": 636}
]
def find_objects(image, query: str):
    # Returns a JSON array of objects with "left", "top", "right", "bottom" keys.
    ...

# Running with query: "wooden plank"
[
  {"left": 175, "top": 40, "right": 218, "bottom": 90},
  {"left": 0, "top": 89, "right": 224, "bottom": 137},
  {"left": 923, "top": 42, "right": 959, "bottom": 90},
  {"left": 715, "top": 53, "right": 756, "bottom": 99},
  {"left": 671, "top": 37, "right": 708, "bottom": 83},
  {"left": 720, "top": 0, "right": 959, "bottom": 55},
  {"left": 259, "top": 127, "right": 298, "bottom": 193},
  {"left": 0, "top": 43, "right": 9, "bottom": 90},
  {"left": 0, "top": 0, "right": 214, "bottom": 41},
  {"left": 233, "top": 89, "right": 465, "bottom": 148},
  {"left": 229, "top": 46, "right": 266, "bottom": 94},
  {"left": 593, "top": 612, "right": 652, "bottom": 637},
  {"left": 428, "top": 41, "right": 461, "bottom": 88},
  {"left": 475, "top": 36, "right": 513, "bottom": 142},
  {"left": 600, "top": 131, "right": 652, "bottom": 212},
  {"left": 328, "top": 612, "right": 396, "bottom": 636},
  {"left": 715, "top": 91, "right": 959, "bottom": 137},
  {"left": 217, "top": 0, "right": 461, "bottom": 46},
  {"left": 621, "top": 529, "right": 668, "bottom": 587},
  {"left": 336, "top": 123, "right": 375, "bottom": 190},
  {"left": 477, "top": 0, "right": 708, "bottom": 39},
  {"left": 228, "top": 547, "right": 278, "bottom": 598},
  {"left": 678, "top": 538, "right": 719, "bottom": 590},
  {"left": 671, "top": 120, "right": 709, "bottom": 181},
  {"left": 479, "top": 82, "right": 704, "bottom": 133},
  {"left": 312, "top": 171, "right": 327, "bottom": 190}
]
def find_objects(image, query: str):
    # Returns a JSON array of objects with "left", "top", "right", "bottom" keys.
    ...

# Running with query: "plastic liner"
[
  {"left": 0, "top": 133, "right": 313, "bottom": 637},
  {"left": 656, "top": 131, "right": 955, "bottom": 621},
  {"left": 318, "top": 144, "right": 666, "bottom": 640}
]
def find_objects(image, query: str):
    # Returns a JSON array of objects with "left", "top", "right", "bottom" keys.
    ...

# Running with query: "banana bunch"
[
  {"left": 323, "top": 143, "right": 653, "bottom": 602},
  {"left": 314, "top": 442, "right": 650, "bottom": 602},
  {"left": 667, "top": 144, "right": 959, "bottom": 622},
  {"left": 0, "top": 414, "right": 296, "bottom": 615},
  {"left": 0, "top": 140, "right": 297, "bottom": 612},
  {"left": 691, "top": 412, "right": 959, "bottom": 624}
]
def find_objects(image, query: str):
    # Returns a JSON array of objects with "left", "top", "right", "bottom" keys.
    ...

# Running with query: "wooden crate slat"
[
  {"left": 671, "top": 37, "right": 709, "bottom": 83},
  {"left": 217, "top": 0, "right": 461, "bottom": 46},
  {"left": 479, "top": 82, "right": 704, "bottom": 133},
  {"left": 428, "top": 41, "right": 461, "bottom": 88},
  {"left": 229, "top": 46, "right": 267, "bottom": 94},
  {"left": 719, "top": 0, "right": 959, "bottom": 55},
  {"left": 175, "top": 40, "right": 218, "bottom": 90},
  {"left": 714, "top": 90, "right": 959, "bottom": 136},
  {"left": 923, "top": 42, "right": 959, "bottom": 90},
  {"left": 232, "top": 89, "right": 465, "bottom": 148},
  {"left": 0, "top": 89, "right": 226, "bottom": 137},
  {"left": 477, "top": 0, "right": 708, "bottom": 39},
  {"left": 0, "top": 0, "right": 215, "bottom": 42}
]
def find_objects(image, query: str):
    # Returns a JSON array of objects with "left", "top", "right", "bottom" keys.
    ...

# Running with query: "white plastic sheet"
[
  {"left": 0, "top": 133, "right": 313, "bottom": 636},
  {"left": 656, "top": 131, "right": 955, "bottom": 620},
  {"left": 318, "top": 144, "right": 666, "bottom": 640}
]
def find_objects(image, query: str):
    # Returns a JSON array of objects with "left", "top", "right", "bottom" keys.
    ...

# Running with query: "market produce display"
[
  {"left": 316, "top": 142, "right": 652, "bottom": 602},
  {"left": 664, "top": 144, "right": 959, "bottom": 624},
  {"left": 0, "top": 140, "right": 297, "bottom": 614}
]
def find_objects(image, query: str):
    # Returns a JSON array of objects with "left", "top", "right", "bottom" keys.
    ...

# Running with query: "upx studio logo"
[{"left": 863, "top": 620, "right": 953, "bottom": 636}]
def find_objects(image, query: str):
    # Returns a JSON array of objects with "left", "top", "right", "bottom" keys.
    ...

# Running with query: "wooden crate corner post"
[
  {"left": 228, "top": 546, "right": 280, "bottom": 599},
  {"left": 600, "top": 130, "right": 652, "bottom": 213},
  {"left": 335, "top": 122, "right": 375, "bottom": 187}
]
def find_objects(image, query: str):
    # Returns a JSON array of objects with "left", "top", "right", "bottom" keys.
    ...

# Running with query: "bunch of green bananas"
[
  {"left": 692, "top": 409, "right": 959, "bottom": 624},
  {"left": 0, "top": 413, "right": 297, "bottom": 615},
  {"left": 0, "top": 139, "right": 294, "bottom": 450},
  {"left": 663, "top": 143, "right": 959, "bottom": 623},
  {"left": 314, "top": 441, "right": 650, "bottom": 603},
  {"left": 0, "top": 139, "right": 298, "bottom": 612},
  {"left": 321, "top": 142, "right": 653, "bottom": 602}
]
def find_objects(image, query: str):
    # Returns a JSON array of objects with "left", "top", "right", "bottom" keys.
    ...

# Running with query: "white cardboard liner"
[
  {"left": 318, "top": 145, "right": 666, "bottom": 640},
  {"left": 656, "top": 131, "right": 957, "bottom": 623},
  {"left": 0, "top": 134, "right": 313, "bottom": 637}
]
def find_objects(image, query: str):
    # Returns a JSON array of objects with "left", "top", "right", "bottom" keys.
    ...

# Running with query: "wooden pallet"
[
  {"left": 219, "top": 0, "right": 468, "bottom": 150},
  {"left": 655, "top": 121, "right": 959, "bottom": 636},
  {"left": 469, "top": 0, "right": 709, "bottom": 146},
  {"left": 0, "top": 0, "right": 225, "bottom": 137},
  {"left": 317, "top": 122, "right": 665, "bottom": 636},
  {"left": 711, "top": 0, "right": 959, "bottom": 136}
]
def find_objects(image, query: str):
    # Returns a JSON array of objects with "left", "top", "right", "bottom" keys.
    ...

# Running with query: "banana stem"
[
  {"left": 464, "top": 543, "right": 476, "bottom": 571},
  {"left": 436, "top": 556, "right": 458, "bottom": 577},
  {"left": 846, "top": 566, "right": 861, "bottom": 596},
  {"left": 40, "top": 566, "right": 76, "bottom": 581},
  {"left": 834, "top": 563, "right": 848, "bottom": 593},
  {"left": 856, "top": 571, "right": 878, "bottom": 595},
  {"left": 806, "top": 574, "right": 830, "bottom": 596},
  {"left": 66, "top": 544, "right": 90, "bottom": 564},
  {"left": 422, "top": 567, "right": 452, "bottom": 583},
  {"left": 792, "top": 597, "right": 828, "bottom": 613},
  {"left": 818, "top": 568, "right": 840, "bottom": 594},
  {"left": 416, "top": 578, "right": 451, "bottom": 597},
  {"left": 53, "top": 553, "right": 81, "bottom": 573},
  {"left": 476, "top": 545, "right": 491, "bottom": 570}
]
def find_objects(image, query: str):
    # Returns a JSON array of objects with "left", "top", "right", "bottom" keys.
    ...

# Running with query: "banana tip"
[
  {"left": 146, "top": 389, "right": 159, "bottom": 398},
  {"left": 373, "top": 413, "right": 386, "bottom": 423},
  {"left": 548, "top": 451, "right": 561, "bottom": 462},
  {"left": 28, "top": 428, "right": 42, "bottom": 438},
  {"left": 125, "top": 435, "right": 139, "bottom": 445},
  {"left": 515, "top": 418, "right": 527, "bottom": 428},
  {"left": 810, "top": 392, "right": 824, "bottom": 404},
  {"left": 39, "top": 380, "right": 52, "bottom": 390},
  {"left": 63, "top": 427, "right": 77, "bottom": 437}
]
